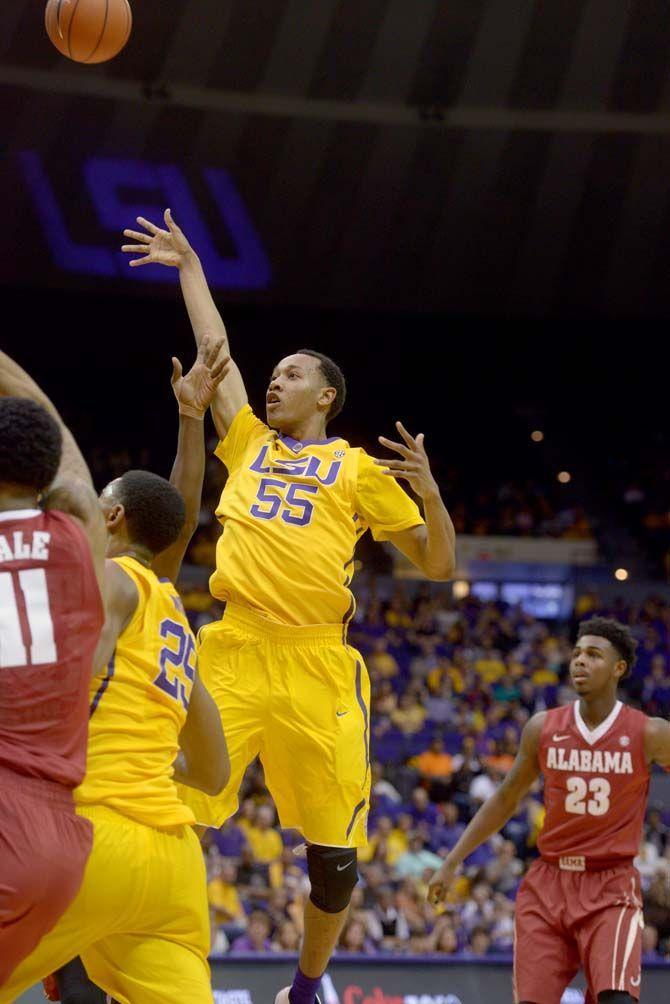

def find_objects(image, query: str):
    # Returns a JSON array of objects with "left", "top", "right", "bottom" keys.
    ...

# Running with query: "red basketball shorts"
[
  {"left": 514, "top": 857, "right": 644, "bottom": 1004},
  {"left": 0, "top": 766, "right": 93, "bottom": 986}
]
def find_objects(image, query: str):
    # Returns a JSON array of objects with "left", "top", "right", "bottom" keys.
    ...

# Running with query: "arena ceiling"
[{"left": 3, "top": 0, "right": 670, "bottom": 315}]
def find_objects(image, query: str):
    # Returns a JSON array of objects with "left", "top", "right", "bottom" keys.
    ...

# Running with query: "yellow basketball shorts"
[
  {"left": 1, "top": 806, "right": 212, "bottom": 1004},
  {"left": 179, "top": 602, "right": 371, "bottom": 848}
]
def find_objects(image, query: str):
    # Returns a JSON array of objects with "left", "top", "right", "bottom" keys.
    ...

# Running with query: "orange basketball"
[{"left": 45, "top": 0, "right": 132, "bottom": 64}]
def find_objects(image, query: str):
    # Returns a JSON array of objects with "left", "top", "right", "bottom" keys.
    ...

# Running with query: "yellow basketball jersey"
[
  {"left": 75, "top": 556, "right": 196, "bottom": 828},
  {"left": 209, "top": 405, "right": 424, "bottom": 626}
]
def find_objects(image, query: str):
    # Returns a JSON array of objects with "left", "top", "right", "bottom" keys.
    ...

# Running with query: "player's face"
[
  {"left": 266, "top": 354, "right": 331, "bottom": 430},
  {"left": 569, "top": 635, "right": 624, "bottom": 694}
]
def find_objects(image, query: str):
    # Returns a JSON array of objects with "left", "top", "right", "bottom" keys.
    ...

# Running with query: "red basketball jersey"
[
  {"left": 0, "top": 508, "right": 104, "bottom": 787},
  {"left": 538, "top": 700, "right": 649, "bottom": 868}
]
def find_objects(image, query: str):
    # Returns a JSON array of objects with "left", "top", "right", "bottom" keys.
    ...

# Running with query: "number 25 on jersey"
[{"left": 153, "top": 618, "right": 196, "bottom": 710}]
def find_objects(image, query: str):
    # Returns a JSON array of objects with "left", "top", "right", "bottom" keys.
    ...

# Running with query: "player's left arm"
[
  {"left": 644, "top": 716, "right": 670, "bottom": 770},
  {"left": 151, "top": 336, "right": 230, "bottom": 583},
  {"left": 174, "top": 675, "right": 230, "bottom": 795},
  {"left": 376, "top": 422, "right": 456, "bottom": 581},
  {"left": 91, "top": 560, "right": 139, "bottom": 676}
]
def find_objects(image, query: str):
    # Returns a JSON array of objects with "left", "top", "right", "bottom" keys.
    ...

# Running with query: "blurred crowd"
[
  {"left": 620, "top": 476, "right": 670, "bottom": 579},
  {"left": 194, "top": 584, "right": 670, "bottom": 961},
  {"left": 440, "top": 474, "right": 593, "bottom": 540},
  {"left": 599, "top": 426, "right": 670, "bottom": 578}
]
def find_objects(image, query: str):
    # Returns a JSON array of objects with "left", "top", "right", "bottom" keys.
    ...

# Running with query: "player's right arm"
[
  {"left": 427, "top": 713, "right": 545, "bottom": 905},
  {"left": 173, "top": 675, "right": 230, "bottom": 796},
  {"left": 121, "top": 210, "right": 247, "bottom": 438},
  {"left": 645, "top": 716, "right": 670, "bottom": 770},
  {"left": 0, "top": 350, "right": 106, "bottom": 593}
]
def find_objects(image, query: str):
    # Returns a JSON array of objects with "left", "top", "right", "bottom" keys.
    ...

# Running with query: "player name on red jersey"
[
  {"left": 545, "top": 747, "right": 633, "bottom": 774},
  {"left": 0, "top": 530, "right": 50, "bottom": 563}
]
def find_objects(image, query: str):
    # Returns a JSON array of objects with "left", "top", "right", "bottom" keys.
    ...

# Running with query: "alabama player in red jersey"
[
  {"left": 0, "top": 352, "right": 106, "bottom": 985},
  {"left": 428, "top": 617, "right": 670, "bottom": 1004}
]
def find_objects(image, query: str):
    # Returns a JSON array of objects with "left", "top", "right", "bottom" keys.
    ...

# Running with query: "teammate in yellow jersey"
[
  {"left": 0, "top": 339, "right": 230, "bottom": 1004},
  {"left": 123, "top": 212, "right": 456, "bottom": 1004}
]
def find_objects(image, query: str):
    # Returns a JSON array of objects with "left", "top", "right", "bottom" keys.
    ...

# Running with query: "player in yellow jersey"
[
  {"left": 0, "top": 339, "right": 230, "bottom": 1004},
  {"left": 123, "top": 212, "right": 456, "bottom": 1004}
]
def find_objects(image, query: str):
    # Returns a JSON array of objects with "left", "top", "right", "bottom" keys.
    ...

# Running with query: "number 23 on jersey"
[{"left": 565, "top": 776, "right": 611, "bottom": 816}]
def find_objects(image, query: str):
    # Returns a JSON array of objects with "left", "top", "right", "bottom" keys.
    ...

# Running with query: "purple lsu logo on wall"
[{"left": 18, "top": 151, "right": 271, "bottom": 291}]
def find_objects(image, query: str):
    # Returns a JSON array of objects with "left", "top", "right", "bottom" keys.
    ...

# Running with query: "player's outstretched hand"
[
  {"left": 427, "top": 857, "right": 460, "bottom": 906},
  {"left": 171, "top": 335, "right": 230, "bottom": 419},
  {"left": 375, "top": 421, "right": 440, "bottom": 500},
  {"left": 121, "top": 208, "right": 194, "bottom": 269}
]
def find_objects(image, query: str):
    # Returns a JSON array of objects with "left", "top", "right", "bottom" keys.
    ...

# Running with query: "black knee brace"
[
  {"left": 56, "top": 958, "right": 107, "bottom": 1004},
  {"left": 307, "top": 844, "right": 358, "bottom": 914},
  {"left": 598, "top": 994, "right": 635, "bottom": 1003}
]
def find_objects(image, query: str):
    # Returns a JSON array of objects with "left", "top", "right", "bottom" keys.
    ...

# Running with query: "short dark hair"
[
  {"left": 577, "top": 617, "right": 637, "bottom": 676},
  {"left": 111, "top": 470, "right": 185, "bottom": 556},
  {"left": 295, "top": 349, "right": 346, "bottom": 421},
  {"left": 0, "top": 398, "right": 62, "bottom": 492}
]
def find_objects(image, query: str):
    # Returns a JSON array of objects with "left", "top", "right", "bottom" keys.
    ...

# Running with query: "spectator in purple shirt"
[
  {"left": 642, "top": 656, "right": 670, "bottom": 714},
  {"left": 431, "top": 801, "right": 465, "bottom": 854},
  {"left": 409, "top": 786, "right": 440, "bottom": 828},
  {"left": 230, "top": 911, "right": 272, "bottom": 954},
  {"left": 211, "top": 819, "right": 248, "bottom": 859}
]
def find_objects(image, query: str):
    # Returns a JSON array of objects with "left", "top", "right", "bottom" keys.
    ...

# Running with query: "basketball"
[{"left": 45, "top": 0, "right": 132, "bottom": 64}]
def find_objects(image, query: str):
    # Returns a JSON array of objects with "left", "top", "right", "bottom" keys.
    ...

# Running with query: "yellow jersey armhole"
[
  {"left": 372, "top": 517, "right": 425, "bottom": 542},
  {"left": 111, "top": 558, "right": 149, "bottom": 643}
]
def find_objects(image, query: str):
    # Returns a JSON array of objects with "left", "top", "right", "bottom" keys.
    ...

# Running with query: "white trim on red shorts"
[{"left": 618, "top": 908, "right": 643, "bottom": 990}]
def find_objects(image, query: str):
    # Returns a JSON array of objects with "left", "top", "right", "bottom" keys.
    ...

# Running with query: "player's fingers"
[
  {"left": 416, "top": 432, "right": 426, "bottom": 452},
  {"left": 164, "top": 208, "right": 184, "bottom": 234},
  {"left": 196, "top": 335, "right": 210, "bottom": 361},
  {"left": 171, "top": 357, "right": 183, "bottom": 385},
  {"left": 428, "top": 885, "right": 443, "bottom": 905},
  {"left": 373, "top": 459, "right": 408, "bottom": 471},
  {"left": 211, "top": 356, "right": 232, "bottom": 383},
  {"left": 123, "top": 229, "right": 151, "bottom": 244},
  {"left": 396, "top": 421, "right": 417, "bottom": 448},
  {"left": 136, "top": 216, "right": 162, "bottom": 235},
  {"left": 204, "top": 337, "right": 222, "bottom": 369},
  {"left": 128, "top": 257, "right": 152, "bottom": 267},
  {"left": 378, "top": 435, "right": 411, "bottom": 458},
  {"left": 121, "top": 244, "right": 150, "bottom": 254},
  {"left": 382, "top": 471, "right": 411, "bottom": 482}
]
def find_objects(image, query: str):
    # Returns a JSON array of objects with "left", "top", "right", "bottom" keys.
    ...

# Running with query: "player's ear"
[
  {"left": 614, "top": 658, "right": 627, "bottom": 683},
  {"left": 105, "top": 503, "right": 125, "bottom": 533},
  {"left": 318, "top": 385, "right": 336, "bottom": 413}
]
